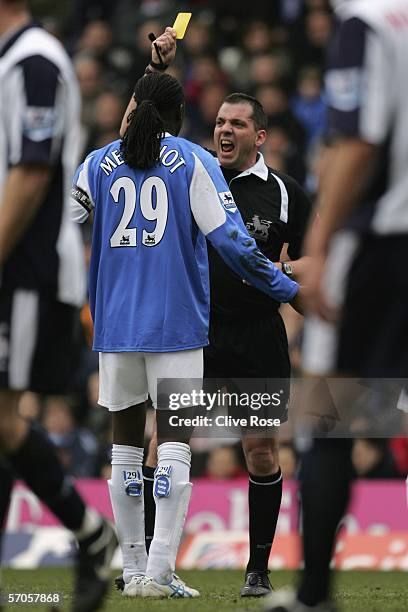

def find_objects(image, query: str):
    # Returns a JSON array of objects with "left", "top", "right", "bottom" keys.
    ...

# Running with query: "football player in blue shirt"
[{"left": 71, "top": 69, "right": 302, "bottom": 599}]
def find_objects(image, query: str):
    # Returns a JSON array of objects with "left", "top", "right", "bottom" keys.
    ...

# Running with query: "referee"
[
  {"left": 205, "top": 93, "right": 311, "bottom": 597},
  {"left": 0, "top": 2, "right": 116, "bottom": 610},
  {"left": 267, "top": 0, "right": 408, "bottom": 610}
]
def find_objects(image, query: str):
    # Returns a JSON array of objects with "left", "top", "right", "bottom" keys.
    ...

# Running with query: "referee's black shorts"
[
  {"left": 204, "top": 312, "right": 290, "bottom": 425},
  {"left": 337, "top": 235, "right": 408, "bottom": 378},
  {"left": 0, "top": 288, "right": 81, "bottom": 394}
]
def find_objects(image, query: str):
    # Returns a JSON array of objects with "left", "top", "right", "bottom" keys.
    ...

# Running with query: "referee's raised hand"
[{"left": 150, "top": 27, "right": 177, "bottom": 70}]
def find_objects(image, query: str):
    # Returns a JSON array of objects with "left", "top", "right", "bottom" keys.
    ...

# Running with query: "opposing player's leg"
[
  {"left": 0, "top": 390, "right": 117, "bottom": 612},
  {"left": 144, "top": 422, "right": 157, "bottom": 553},
  {"left": 240, "top": 434, "right": 281, "bottom": 597},
  {"left": 141, "top": 349, "right": 201, "bottom": 598},
  {"left": 99, "top": 352, "right": 148, "bottom": 598}
]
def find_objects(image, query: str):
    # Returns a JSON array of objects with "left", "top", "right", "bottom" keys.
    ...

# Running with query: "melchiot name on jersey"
[{"left": 99, "top": 145, "right": 186, "bottom": 176}]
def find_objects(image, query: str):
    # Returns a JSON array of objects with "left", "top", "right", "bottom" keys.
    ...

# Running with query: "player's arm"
[
  {"left": 70, "top": 156, "right": 95, "bottom": 223},
  {"left": 0, "top": 54, "right": 67, "bottom": 265},
  {"left": 189, "top": 151, "right": 301, "bottom": 303},
  {"left": 306, "top": 139, "right": 375, "bottom": 256},
  {"left": 302, "top": 17, "right": 388, "bottom": 317},
  {"left": 302, "top": 141, "right": 375, "bottom": 318}
]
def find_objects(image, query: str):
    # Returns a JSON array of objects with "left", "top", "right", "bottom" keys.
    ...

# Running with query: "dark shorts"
[
  {"left": 337, "top": 235, "right": 408, "bottom": 378},
  {"left": 0, "top": 288, "right": 81, "bottom": 394},
  {"left": 204, "top": 313, "right": 290, "bottom": 426}
]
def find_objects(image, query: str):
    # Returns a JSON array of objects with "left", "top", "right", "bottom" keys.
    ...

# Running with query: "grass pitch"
[{"left": 2, "top": 568, "right": 407, "bottom": 611}]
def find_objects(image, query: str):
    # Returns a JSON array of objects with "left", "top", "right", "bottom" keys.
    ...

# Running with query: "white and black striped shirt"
[
  {"left": 327, "top": 0, "right": 408, "bottom": 234},
  {"left": 0, "top": 23, "right": 86, "bottom": 306}
]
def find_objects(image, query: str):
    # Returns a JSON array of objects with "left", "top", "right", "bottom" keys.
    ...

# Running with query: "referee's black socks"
[
  {"left": 143, "top": 464, "right": 156, "bottom": 553},
  {"left": 298, "top": 438, "right": 353, "bottom": 606},
  {"left": 7, "top": 422, "right": 87, "bottom": 532},
  {"left": 247, "top": 468, "right": 282, "bottom": 573}
]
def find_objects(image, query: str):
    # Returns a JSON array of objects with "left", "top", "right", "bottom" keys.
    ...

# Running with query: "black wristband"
[{"left": 149, "top": 60, "right": 169, "bottom": 71}]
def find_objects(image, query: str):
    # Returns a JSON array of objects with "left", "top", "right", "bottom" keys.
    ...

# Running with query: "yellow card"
[{"left": 173, "top": 12, "right": 192, "bottom": 39}]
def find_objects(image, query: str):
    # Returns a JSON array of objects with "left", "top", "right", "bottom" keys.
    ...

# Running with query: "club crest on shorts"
[
  {"left": 154, "top": 465, "right": 172, "bottom": 498},
  {"left": 123, "top": 470, "right": 143, "bottom": 496}
]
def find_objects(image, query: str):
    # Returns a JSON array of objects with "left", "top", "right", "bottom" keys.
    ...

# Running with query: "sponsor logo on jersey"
[{"left": 218, "top": 191, "right": 237, "bottom": 212}]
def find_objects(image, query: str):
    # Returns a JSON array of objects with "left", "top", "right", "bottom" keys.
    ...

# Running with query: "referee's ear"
[{"left": 255, "top": 129, "right": 267, "bottom": 148}]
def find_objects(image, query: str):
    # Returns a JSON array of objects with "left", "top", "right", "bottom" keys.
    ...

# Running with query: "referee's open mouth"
[{"left": 220, "top": 139, "right": 235, "bottom": 154}]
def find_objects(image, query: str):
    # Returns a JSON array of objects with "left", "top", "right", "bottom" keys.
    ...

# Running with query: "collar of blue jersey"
[{"left": 217, "top": 152, "right": 269, "bottom": 182}]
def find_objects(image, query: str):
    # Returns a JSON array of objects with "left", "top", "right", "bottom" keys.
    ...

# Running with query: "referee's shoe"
[
  {"left": 72, "top": 519, "right": 117, "bottom": 612},
  {"left": 240, "top": 570, "right": 272, "bottom": 597}
]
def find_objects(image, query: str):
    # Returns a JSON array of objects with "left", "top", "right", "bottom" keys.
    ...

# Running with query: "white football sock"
[
  {"left": 146, "top": 442, "right": 192, "bottom": 584},
  {"left": 109, "top": 444, "right": 147, "bottom": 583}
]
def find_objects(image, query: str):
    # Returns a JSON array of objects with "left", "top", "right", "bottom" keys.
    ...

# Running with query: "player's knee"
[{"left": 244, "top": 444, "right": 279, "bottom": 475}]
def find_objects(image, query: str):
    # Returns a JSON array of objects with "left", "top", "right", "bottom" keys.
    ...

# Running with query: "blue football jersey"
[{"left": 71, "top": 135, "right": 298, "bottom": 352}]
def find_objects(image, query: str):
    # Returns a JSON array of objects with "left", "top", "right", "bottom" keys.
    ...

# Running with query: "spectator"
[
  {"left": 74, "top": 54, "right": 103, "bottom": 129},
  {"left": 83, "top": 90, "right": 125, "bottom": 154},
  {"left": 291, "top": 66, "right": 326, "bottom": 148},
  {"left": 205, "top": 445, "right": 246, "bottom": 480},
  {"left": 42, "top": 396, "right": 98, "bottom": 478},
  {"left": 352, "top": 439, "right": 402, "bottom": 480},
  {"left": 255, "top": 84, "right": 306, "bottom": 151},
  {"left": 279, "top": 443, "right": 298, "bottom": 480}
]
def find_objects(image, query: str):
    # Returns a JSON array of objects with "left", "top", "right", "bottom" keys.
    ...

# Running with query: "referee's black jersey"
[
  {"left": 207, "top": 152, "right": 311, "bottom": 319},
  {"left": 0, "top": 23, "right": 85, "bottom": 306}
]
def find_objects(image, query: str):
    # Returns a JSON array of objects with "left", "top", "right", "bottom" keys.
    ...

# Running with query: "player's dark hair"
[
  {"left": 121, "top": 72, "right": 185, "bottom": 170},
  {"left": 224, "top": 92, "right": 268, "bottom": 131}
]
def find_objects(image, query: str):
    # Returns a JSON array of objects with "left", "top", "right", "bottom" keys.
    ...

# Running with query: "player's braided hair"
[{"left": 120, "top": 72, "right": 184, "bottom": 170}]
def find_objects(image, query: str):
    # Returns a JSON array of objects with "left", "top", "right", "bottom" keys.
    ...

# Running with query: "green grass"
[{"left": 2, "top": 569, "right": 408, "bottom": 611}]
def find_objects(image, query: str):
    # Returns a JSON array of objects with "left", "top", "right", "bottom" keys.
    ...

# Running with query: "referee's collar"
[{"left": 219, "top": 152, "right": 269, "bottom": 182}]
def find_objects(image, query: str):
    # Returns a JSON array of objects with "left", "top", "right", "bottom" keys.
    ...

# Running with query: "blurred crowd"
[{"left": 22, "top": 0, "right": 407, "bottom": 481}]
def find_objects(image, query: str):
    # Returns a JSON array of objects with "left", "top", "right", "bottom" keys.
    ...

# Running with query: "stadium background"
[{"left": 3, "top": 0, "right": 408, "bottom": 579}]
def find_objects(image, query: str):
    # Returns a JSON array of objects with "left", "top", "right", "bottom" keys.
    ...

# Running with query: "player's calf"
[{"left": 145, "top": 442, "right": 194, "bottom": 587}]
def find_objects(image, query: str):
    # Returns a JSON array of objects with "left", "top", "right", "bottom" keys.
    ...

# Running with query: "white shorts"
[
  {"left": 302, "top": 230, "right": 360, "bottom": 375},
  {"left": 98, "top": 348, "right": 203, "bottom": 411}
]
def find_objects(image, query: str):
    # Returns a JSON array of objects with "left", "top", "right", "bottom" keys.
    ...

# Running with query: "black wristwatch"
[{"left": 281, "top": 261, "right": 293, "bottom": 277}]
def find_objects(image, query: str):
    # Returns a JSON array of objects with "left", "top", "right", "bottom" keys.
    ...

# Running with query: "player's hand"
[
  {"left": 151, "top": 27, "right": 177, "bottom": 67},
  {"left": 300, "top": 252, "right": 338, "bottom": 322}
]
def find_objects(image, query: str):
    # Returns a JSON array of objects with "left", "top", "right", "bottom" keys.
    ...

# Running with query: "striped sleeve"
[
  {"left": 326, "top": 17, "right": 392, "bottom": 144},
  {"left": 5, "top": 56, "right": 63, "bottom": 166}
]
